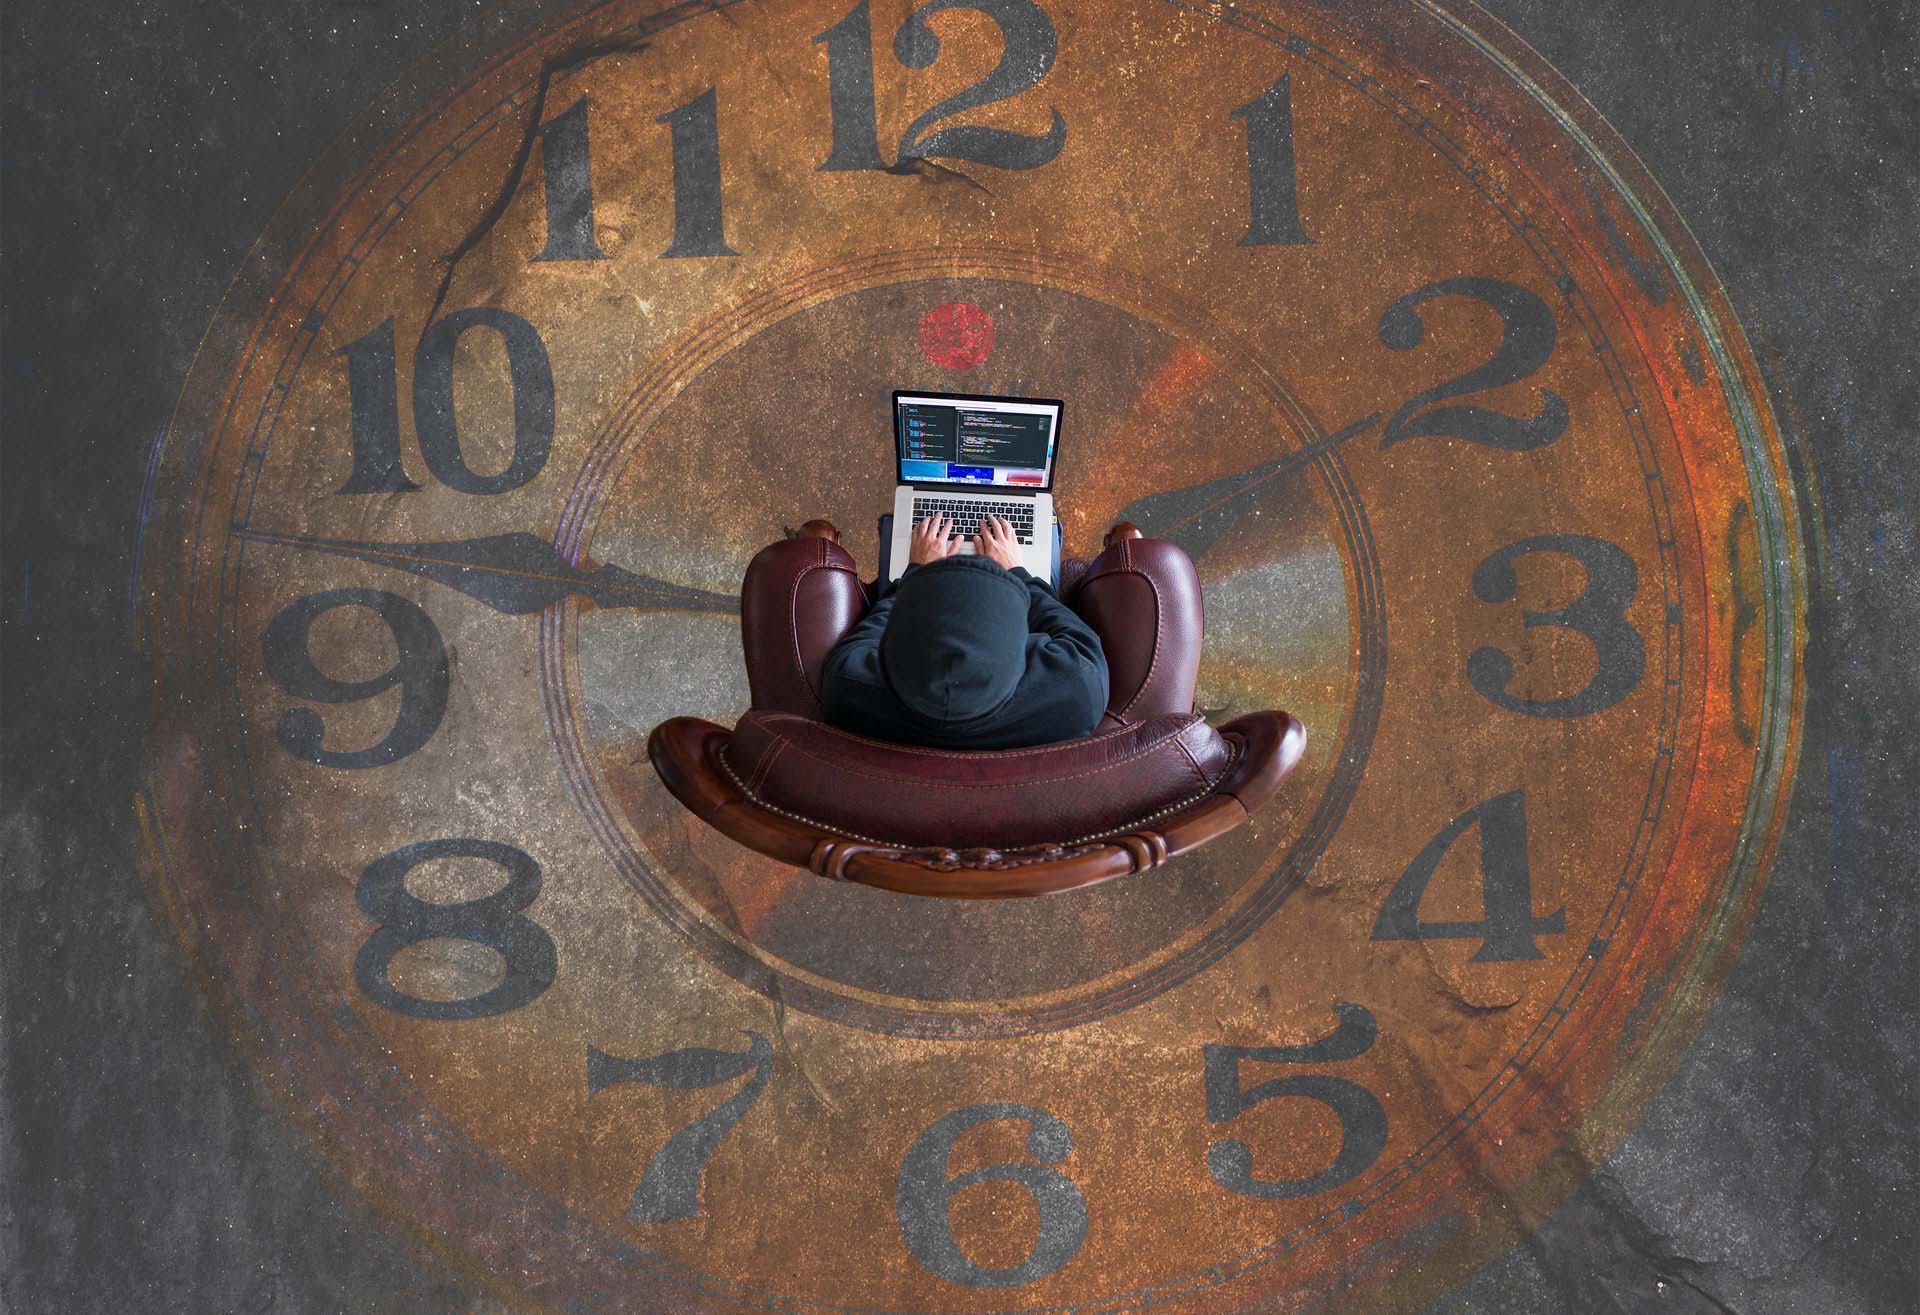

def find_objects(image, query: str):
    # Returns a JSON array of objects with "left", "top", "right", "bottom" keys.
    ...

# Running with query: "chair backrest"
[{"left": 726, "top": 709, "right": 1233, "bottom": 849}]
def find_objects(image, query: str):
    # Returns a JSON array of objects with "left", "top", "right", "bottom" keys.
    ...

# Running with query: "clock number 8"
[
  {"left": 1205, "top": 1003, "right": 1388, "bottom": 1200},
  {"left": 262, "top": 588, "right": 450, "bottom": 770},
  {"left": 353, "top": 838, "right": 558, "bottom": 1020},
  {"left": 896, "top": 1103, "right": 1089, "bottom": 1288}
]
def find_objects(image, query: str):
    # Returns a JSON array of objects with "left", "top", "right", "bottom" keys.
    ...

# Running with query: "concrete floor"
[{"left": 3, "top": 1, "right": 1914, "bottom": 1311}]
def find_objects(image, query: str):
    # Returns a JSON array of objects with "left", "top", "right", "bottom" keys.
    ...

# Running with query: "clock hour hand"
[
  {"left": 1114, "top": 412, "right": 1381, "bottom": 557},
  {"left": 235, "top": 529, "right": 740, "bottom": 615}
]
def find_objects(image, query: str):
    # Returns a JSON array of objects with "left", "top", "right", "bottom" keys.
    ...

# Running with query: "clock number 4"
[
  {"left": 586, "top": 1032, "right": 774, "bottom": 1223},
  {"left": 816, "top": 0, "right": 1066, "bottom": 172},
  {"left": 1205, "top": 1003, "right": 1387, "bottom": 1200},
  {"left": 1371, "top": 790, "right": 1566, "bottom": 962}
]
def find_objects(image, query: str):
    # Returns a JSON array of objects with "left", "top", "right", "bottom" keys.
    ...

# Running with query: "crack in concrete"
[{"left": 417, "top": 31, "right": 653, "bottom": 353}]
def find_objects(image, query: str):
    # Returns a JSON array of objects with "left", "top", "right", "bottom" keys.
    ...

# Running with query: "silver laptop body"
[{"left": 886, "top": 390, "right": 1063, "bottom": 584}]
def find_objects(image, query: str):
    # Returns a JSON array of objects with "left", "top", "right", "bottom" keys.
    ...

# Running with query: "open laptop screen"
[{"left": 894, "top": 391, "right": 1062, "bottom": 491}]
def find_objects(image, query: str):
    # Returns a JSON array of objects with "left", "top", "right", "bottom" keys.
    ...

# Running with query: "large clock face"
[{"left": 138, "top": 0, "right": 1806, "bottom": 1310}]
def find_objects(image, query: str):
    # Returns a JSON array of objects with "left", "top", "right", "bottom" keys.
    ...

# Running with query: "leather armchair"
[{"left": 648, "top": 522, "right": 1305, "bottom": 898}]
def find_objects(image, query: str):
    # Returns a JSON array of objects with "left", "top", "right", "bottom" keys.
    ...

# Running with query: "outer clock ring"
[{"left": 135, "top": 0, "right": 1808, "bottom": 1311}]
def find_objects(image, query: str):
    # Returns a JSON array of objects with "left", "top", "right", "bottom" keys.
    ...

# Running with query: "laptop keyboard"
[{"left": 911, "top": 497, "right": 1036, "bottom": 544}]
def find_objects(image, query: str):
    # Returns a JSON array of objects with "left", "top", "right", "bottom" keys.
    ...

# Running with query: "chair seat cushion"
[{"left": 721, "top": 710, "right": 1236, "bottom": 850}]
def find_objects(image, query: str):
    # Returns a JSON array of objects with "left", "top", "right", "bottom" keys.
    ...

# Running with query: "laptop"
[{"left": 886, "top": 390, "right": 1064, "bottom": 584}]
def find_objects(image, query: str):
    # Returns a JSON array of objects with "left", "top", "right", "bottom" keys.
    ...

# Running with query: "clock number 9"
[
  {"left": 1378, "top": 277, "right": 1569, "bottom": 451},
  {"left": 334, "top": 308, "right": 555, "bottom": 495},
  {"left": 1205, "top": 1003, "right": 1388, "bottom": 1200},
  {"left": 262, "top": 588, "right": 450, "bottom": 769},
  {"left": 586, "top": 1032, "right": 774, "bottom": 1223},
  {"left": 353, "top": 838, "right": 558, "bottom": 1020},
  {"left": 816, "top": 0, "right": 1066, "bottom": 173},
  {"left": 896, "top": 1103, "right": 1089, "bottom": 1287}
]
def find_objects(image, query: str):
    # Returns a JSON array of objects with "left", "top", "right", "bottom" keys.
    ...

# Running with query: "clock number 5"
[
  {"left": 586, "top": 1032, "right": 773, "bottom": 1223},
  {"left": 815, "top": 0, "right": 1066, "bottom": 172},
  {"left": 896, "top": 1103, "right": 1088, "bottom": 1287},
  {"left": 1205, "top": 1003, "right": 1387, "bottom": 1200}
]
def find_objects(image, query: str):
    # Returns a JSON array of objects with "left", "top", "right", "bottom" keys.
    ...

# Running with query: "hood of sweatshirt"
[{"left": 878, "top": 556, "right": 1030, "bottom": 724}]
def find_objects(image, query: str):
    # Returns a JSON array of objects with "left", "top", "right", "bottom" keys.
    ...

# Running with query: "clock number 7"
[
  {"left": 586, "top": 1032, "right": 773, "bottom": 1223},
  {"left": 1205, "top": 1003, "right": 1387, "bottom": 1200}
]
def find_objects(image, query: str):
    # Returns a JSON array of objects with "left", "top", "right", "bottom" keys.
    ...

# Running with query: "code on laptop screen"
[{"left": 896, "top": 395, "right": 1058, "bottom": 487}]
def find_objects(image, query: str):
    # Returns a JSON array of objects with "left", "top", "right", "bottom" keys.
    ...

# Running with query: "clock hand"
[
  {"left": 1114, "top": 411, "right": 1382, "bottom": 557},
  {"left": 234, "top": 528, "right": 740, "bottom": 616}
]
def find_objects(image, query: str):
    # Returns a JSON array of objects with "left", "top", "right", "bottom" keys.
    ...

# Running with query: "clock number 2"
[
  {"left": 896, "top": 1103, "right": 1089, "bottom": 1288},
  {"left": 1205, "top": 1003, "right": 1388, "bottom": 1200},
  {"left": 816, "top": 0, "right": 1066, "bottom": 172},
  {"left": 1378, "top": 277, "right": 1569, "bottom": 451},
  {"left": 334, "top": 309, "right": 555, "bottom": 494},
  {"left": 586, "top": 1032, "right": 774, "bottom": 1223},
  {"left": 353, "top": 838, "right": 558, "bottom": 1019}
]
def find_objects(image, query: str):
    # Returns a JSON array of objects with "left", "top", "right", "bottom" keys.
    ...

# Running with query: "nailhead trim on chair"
[{"left": 715, "top": 735, "right": 1241, "bottom": 852}]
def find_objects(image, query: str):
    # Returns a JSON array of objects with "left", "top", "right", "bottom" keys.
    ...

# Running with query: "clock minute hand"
[
  {"left": 234, "top": 529, "right": 740, "bottom": 616},
  {"left": 1114, "top": 411, "right": 1382, "bottom": 557}
]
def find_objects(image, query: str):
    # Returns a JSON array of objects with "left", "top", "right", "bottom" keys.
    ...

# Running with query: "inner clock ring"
[{"left": 539, "top": 247, "right": 1387, "bottom": 1039}]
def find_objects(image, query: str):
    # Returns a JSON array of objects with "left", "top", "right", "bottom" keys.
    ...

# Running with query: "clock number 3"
[
  {"left": 586, "top": 1032, "right": 774, "bottom": 1223},
  {"left": 1470, "top": 533, "right": 1646, "bottom": 718},
  {"left": 1205, "top": 1003, "right": 1388, "bottom": 1200}
]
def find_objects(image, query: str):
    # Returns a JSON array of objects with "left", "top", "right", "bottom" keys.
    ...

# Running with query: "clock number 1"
[
  {"left": 1232, "top": 73, "right": 1312, "bottom": 246},
  {"left": 1205, "top": 1003, "right": 1387, "bottom": 1200},
  {"left": 586, "top": 1032, "right": 773, "bottom": 1223}
]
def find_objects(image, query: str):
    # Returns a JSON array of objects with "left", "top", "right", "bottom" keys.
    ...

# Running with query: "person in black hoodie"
[{"left": 819, "top": 512, "right": 1109, "bottom": 750}]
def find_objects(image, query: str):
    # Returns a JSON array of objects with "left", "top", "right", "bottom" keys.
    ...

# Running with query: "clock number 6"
[
  {"left": 353, "top": 838, "right": 558, "bottom": 1019},
  {"left": 1205, "top": 1003, "right": 1387, "bottom": 1200},
  {"left": 586, "top": 1032, "right": 774, "bottom": 1223},
  {"left": 896, "top": 1103, "right": 1088, "bottom": 1288}
]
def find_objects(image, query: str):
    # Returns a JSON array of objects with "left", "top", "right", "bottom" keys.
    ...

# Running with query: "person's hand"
[
  {"left": 975, "top": 514, "right": 1023, "bottom": 570},
  {"left": 908, "top": 511, "right": 962, "bottom": 565}
]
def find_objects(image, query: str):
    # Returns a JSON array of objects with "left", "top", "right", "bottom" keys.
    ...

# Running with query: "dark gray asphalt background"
[{"left": 3, "top": 2, "right": 1915, "bottom": 1311}]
